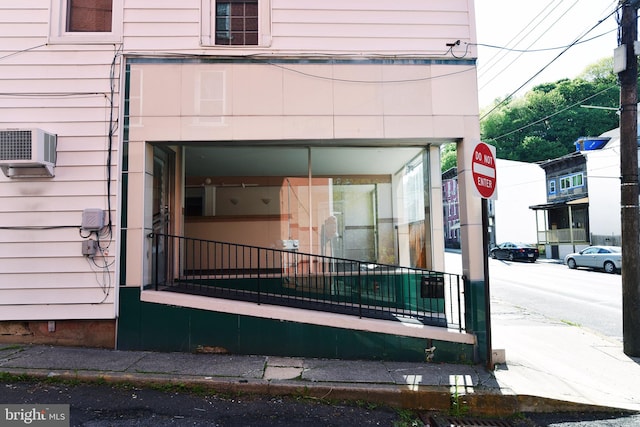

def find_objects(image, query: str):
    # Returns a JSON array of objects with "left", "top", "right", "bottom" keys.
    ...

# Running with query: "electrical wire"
[
  {"left": 480, "top": 0, "right": 583, "bottom": 92},
  {"left": 476, "top": 0, "right": 559, "bottom": 78},
  {"left": 480, "top": 4, "right": 622, "bottom": 121},
  {"left": 472, "top": 29, "right": 616, "bottom": 54},
  {"left": 0, "top": 43, "right": 47, "bottom": 62},
  {"left": 478, "top": 0, "right": 575, "bottom": 82}
]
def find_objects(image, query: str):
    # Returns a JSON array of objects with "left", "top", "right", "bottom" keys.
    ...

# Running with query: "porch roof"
[{"left": 529, "top": 195, "right": 589, "bottom": 211}]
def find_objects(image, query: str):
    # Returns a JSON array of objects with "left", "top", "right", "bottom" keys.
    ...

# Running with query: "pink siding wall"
[
  {"left": 0, "top": 0, "right": 478, "bottom": 323},
  {"left": 0, "top": 2, "right": 119, "bottom": 320},
  {"left": 121, "top": 0, "right": 477, "bottom": 56}
]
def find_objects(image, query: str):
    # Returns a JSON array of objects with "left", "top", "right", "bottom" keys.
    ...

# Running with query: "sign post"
[{"left": 471, "top": 141, "right": 497, "bottom": 369}]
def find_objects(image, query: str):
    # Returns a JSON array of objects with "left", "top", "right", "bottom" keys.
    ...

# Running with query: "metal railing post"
[{"left": 358, "top": 266, "right": 362, "bottom": 318}]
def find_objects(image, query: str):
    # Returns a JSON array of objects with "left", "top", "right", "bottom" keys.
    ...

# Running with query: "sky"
[{"left": 474, "top": 0, "right": 620, "bottom": 109}]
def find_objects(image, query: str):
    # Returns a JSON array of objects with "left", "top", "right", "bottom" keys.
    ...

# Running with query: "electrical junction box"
[
  {"left": 82, "top": 239, "right": 97, "bottom": 257},
  {"left": 82, "top": 208, "right": 105, "bottom": 231},
  {"left": 614, "top": 44, "right": 627, "bottom": 74},
  {"left": 279, "top": 240, "right": 299, "bottom": 250}
]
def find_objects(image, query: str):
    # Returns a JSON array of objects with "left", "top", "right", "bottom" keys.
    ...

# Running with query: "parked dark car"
[
  {"left": 564, "top": 245, "right": 621, "bottom": 274},
  {"left": 490, "top": 242, "right": 539, "bottom": 262}
]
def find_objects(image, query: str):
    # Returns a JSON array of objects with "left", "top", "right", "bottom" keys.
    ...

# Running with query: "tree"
[
  {"left": 579, "top": 57, "right": 616, "bottom": 84},
  {"left": 440, "top": 143, "right": 457, "bottom": 172}
]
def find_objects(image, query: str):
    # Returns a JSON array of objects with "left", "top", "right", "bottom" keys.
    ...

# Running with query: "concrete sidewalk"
[
  {"left": 1, "top": 334, "right": 638, "bottom": 417},
  {"left": 491, "top": 297, "right": 640, "bottom": 412}
]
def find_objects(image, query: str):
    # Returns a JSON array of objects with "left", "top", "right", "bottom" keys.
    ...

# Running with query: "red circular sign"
[{"left": 472, "top": 142, "right": 496, "bottom": 199}]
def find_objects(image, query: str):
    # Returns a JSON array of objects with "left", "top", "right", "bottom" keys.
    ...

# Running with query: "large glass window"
[{"left": 183, "top": 146, "right": 432, "bottom": 268}]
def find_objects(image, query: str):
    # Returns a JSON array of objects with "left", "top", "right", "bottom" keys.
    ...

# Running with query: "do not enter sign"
[{"left": 472, "top": 142, "right": 497, "bottom": 199}]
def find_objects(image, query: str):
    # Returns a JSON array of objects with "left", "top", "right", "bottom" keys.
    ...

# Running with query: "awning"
[
  {"left": 529, "top": 195, "right": 589, "bottom": 210},
  {"left": 567, "top": 197, "right": 589, "bottom": 205}
]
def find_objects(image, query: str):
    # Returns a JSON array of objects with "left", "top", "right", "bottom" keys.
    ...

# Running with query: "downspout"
[{"left": 308, "top": 148, "right": 313, "bottom": 253}]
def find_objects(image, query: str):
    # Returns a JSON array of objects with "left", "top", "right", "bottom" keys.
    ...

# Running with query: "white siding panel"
[
  {"left": 0, "top": 181, "right": 109, "bottom": 197},
  {"left": 123, "top": 23, "right": 200, "bottom": 37},
  {"left": 271, "top": 10, "right": 469, "bottom": 25},
  {"left": 1, "top": 304, "right": 115, "bottom": 321},
  {"left": 0, "top": 39, "right": 49, "bottom": 51},
  {"left": 0, "top": 1, "right": 45, "bottom": 11},
  {"left": 1, "top": 64, "right": 117, "bottom": 80},
  {"left": 1, "top": 289, "right": 115, "bottom": 305},
  {"left": 124, "top": 37, "right": 202, "bottom": 51},
  {"left": 269, "top": 0, "right": 473, "bottom": 54},
  {"left": 125, "top": 0, "right": 198, "bottom": 10},
  {"left": 0, "top": 96, "right": 112, "bottom": 109},
  {"left": 2, "top": 108, "right": 114, "bottom": 125},
  {"left": 0, "top": 50, "right": 118, "bottom": 65},
  {"left": 0, "top": 256, "right": 106, "bottom": 274},
  {"left": 0, "top": 241, "right": 96, "bottom": 258},
  {"left": 0, "top": 228, "right": 85, "bottom": 243},
  {"left": 270, "top": 38, "right": 461, "bottom": 53},
  {"left": 0, "top": 273, "right": 108, "bottom": 289},
  {"left": 124, "top": 9, "right": 199, "bottom": 23},
  {"left": 0, "top": 23, "right": 49, "bottom": 37},
  {"left": 0, "top": 197, "right": 111, "bottom": 215},
  {"left": 273, "top": 0, "right": 469, "bottom": 12},
  {"left": 273, "top": 23, "right": 470, "bottom": 39},
  {"left": 0, "top": 79, "right": 114, "bottom": 96},
  {"left": 0, "top": 8, "right": 49, "bottom": 22}
]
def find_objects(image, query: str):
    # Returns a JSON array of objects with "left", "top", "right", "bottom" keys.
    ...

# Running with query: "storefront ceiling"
[{"left": 184, "top": 145, "right": 426, "bottom": 177}]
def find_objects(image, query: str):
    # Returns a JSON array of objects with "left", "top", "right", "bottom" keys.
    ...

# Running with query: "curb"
[{"left": 0, "top": 367, "right": 629, "bottom": 418}]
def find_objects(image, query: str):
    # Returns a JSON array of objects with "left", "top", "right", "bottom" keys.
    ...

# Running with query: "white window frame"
[
  {"left": 200, "top": 0, "right": 272, "bottom": 47},
  {"left": 49, "top": 0, "right": 123, "bottom": 44},
  {"left": 128, "top": 68, "right": 143, "bottom": 127},
  {"left": 559, "top": 172, "right": 584, "bottom": 192},
  {"left": 194, "top": 70, "right": 226, "bottom": 126},
  {"left": 548, "top": 179, "right": 556, "bottom": 195}
]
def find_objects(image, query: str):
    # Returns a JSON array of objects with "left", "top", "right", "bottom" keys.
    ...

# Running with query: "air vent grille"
[{"left": 0, "top": 130, "right": 33, "bottom": 161}]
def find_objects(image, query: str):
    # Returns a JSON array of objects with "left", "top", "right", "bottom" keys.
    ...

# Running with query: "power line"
[
  {"left": 479, "top": 0, "right": 578, "bottom": 87},
  {"left": 472, "top": 29, "right": 616, "bottom": 54},
  {"left": 480, "top": 4, "right": 621, "bottom": 121}
]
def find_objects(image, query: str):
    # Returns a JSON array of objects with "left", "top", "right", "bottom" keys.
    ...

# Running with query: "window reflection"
[{"left": 184, "top": 146, "right": 432, "bottom": 268}]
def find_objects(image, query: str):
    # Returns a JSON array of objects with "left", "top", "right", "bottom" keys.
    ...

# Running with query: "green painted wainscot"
[{"left": 118, "top": 287, "right": 473, "bottom": 363}]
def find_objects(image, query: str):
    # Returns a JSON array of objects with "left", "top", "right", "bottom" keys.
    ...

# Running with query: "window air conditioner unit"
[{"left": 0, "top": 129, "right": 57, "bottom": 178}]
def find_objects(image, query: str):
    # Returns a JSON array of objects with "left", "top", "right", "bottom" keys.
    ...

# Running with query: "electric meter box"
[{"left": 82, "top": 208, "right": 105, "bottom": 231}]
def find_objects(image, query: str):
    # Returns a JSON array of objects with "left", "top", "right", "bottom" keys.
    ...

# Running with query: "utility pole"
[{"left": 618, "top": 0, "right": 640, "bottom": 357}]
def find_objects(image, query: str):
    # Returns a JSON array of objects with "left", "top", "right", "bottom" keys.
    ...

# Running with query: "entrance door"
[{"left": 152, "top": 147, "right": 174, "bottom": 286}]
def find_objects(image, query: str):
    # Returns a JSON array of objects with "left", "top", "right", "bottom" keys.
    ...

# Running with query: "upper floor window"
[
  {"left": 67, "top": 0, "right": 112, "bottom": 32},
  {"left": 559, "top": 173, "right": 584, "bottom": 191},
  {"left": 49, "top": 0, "right": 122, "bottom": 43},
  {"left": 216, "top": 0, "right": 258, "bottom": 45},
  {"left": 201, "top": 0, "right": 270, "bottom": 46},
  {"left": 548, "top": 180, "right": 556, "bottom": 195}
]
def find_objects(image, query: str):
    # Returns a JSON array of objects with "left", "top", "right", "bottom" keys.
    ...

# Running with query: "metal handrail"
[{"left": 149, "top": 233, "right": 465, "bottom": 332}]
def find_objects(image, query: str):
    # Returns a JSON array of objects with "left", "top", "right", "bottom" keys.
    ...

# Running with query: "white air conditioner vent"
[{"left": 0, "top": 129, "right": 57, "bottom": 178}]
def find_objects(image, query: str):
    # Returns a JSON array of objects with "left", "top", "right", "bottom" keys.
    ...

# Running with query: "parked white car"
[{"left": 564, "top": 246, "right": 621, "bottom": 274}]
